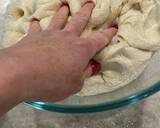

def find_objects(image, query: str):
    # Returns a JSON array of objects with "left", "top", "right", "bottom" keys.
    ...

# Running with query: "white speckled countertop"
[{"left": 0, "top": 92, "right": 160, "bottom": 128}]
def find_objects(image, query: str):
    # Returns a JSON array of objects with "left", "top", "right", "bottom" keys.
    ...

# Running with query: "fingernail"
[
  {"left": 87, "top": 0, "right": 93, "bottom": 3},
  {"left": 112, "top": 27, "right": 118, "bottom": 34},
  {"left": 62, "top": 3, "right": 69, "bottom": 8},
  {"left": 31, "top": 18, "right": 40, "bottom": 22},
  {"left": 86, "top": 0, "right": 95, "bottom": 7},
  {"left": 108, "top": 27, "right": 118, "bottom": 35},
  {"left": 87, "top": 0, "right": 95, "bottom": 3},
  {"left": 110, "top": 24, "right": 118, "bottom": 29},
  {"left": 91, "top": 59, "right": 101, "bottom": 76}
]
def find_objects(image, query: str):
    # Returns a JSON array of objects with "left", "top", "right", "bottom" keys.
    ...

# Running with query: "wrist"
[{"left": 0, "top": 48, "right": 27, "bottom": 105}]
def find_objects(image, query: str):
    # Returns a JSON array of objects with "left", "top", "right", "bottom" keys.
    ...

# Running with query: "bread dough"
[{"left": 2, "top": 0, "right": 160, "bottom": 96}]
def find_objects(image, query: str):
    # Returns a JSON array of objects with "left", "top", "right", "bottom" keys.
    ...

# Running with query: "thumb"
[{"left": 83, "top": 60, "right": 101, "bottom": 79}]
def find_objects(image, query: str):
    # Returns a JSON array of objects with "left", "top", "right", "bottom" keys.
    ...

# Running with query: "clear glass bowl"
[
  {"left": 1, "top": 0, "right": 160, "bottom": 114},
  {"left": 25, "top": 51, "right": 160, "bottom": 114}
]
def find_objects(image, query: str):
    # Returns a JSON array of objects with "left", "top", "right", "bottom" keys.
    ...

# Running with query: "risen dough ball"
[{"left": 2, "top": 0, "right": 160, "bottom": 96}]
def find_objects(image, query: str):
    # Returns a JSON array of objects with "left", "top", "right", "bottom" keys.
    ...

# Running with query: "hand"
[{"left": 2, "top": 2, "right": 117, "bottom": 102}]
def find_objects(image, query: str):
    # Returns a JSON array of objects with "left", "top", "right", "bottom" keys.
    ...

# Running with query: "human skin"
[{"left": 0, "top": 2, "right": 117, "bottom": 116}]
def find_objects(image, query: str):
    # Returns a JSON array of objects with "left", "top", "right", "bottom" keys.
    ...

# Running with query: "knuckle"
[
  {"left": 65, "top": 27, "right": 79, "bottom": 36},
  {"left": 63, "top": 29, "right": 74, "bottom": 35},
  {"left": 62, "top": 29, "right": 73, "bottom": 36},
  {"left": 80, "top": 12, "right": 89, "bottom": 19},
  {"left": 62, "top": 29, "right": 70, "bottom": 34},
  {"left": 57, "top": 16, "right": 65, "bottom": 21},
  {"left": 78, "top": 15, "right": 87, "bottom": 23},
  {"left": 76, "top": 12, "right": 88, "bottom": 23}
]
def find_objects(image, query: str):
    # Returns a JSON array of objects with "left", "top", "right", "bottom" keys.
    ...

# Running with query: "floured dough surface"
[{"left": 2, "top": 0, "right": 160, "bottom": 96}]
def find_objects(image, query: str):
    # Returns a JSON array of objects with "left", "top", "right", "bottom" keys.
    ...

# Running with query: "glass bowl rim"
[{"left": 25, "top": 81, "right": 160, "bottom": 114}]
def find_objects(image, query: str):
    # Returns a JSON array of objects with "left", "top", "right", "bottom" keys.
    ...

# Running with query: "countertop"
[{"left": 0, "top": 92, "right": 160, "bottom": 128}]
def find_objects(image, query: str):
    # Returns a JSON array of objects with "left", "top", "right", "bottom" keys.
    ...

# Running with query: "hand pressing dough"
[{"left": 2, "top": 0, "right": 160, "bottom": 96}]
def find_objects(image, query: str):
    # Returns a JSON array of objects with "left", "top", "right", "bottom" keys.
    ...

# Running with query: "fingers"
[
  {"left": 64, "top": 2, "right": 95, "bottom": 36},
  {"left": 47, "top": 5, "right": 69, "bottom": 30},
  {"left": 86, "top": 27, "right": 118, "bottom": 58},
  {"left": 28, "top": 19, "right": 41, "bottom": 34}
]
